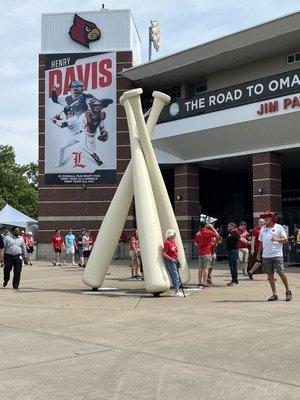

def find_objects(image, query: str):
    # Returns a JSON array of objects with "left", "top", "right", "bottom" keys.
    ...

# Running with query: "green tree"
[{"left": 0, "top": 145, "right": 38, "bottom": 219}]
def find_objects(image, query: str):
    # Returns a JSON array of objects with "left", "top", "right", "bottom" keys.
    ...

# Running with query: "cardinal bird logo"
[{"left": 69, "top": 14, "right": 101, "bottom": 48}]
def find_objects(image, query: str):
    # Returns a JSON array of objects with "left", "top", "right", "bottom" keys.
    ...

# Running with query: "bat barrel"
[{"left": 82, "top": 164, "right": 133, "bottom": 288}]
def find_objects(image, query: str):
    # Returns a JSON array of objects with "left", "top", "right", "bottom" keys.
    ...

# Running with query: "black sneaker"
[
  {"left": 248, "top": 271, "right": 253, "bottom": 280},
  {"left": 227, "top": 281, "right": 239, "bottom": 287},
  {"left": 286, "top": 291, "right": 292, "bottom": 302},
  {"left": 3, "top": 281, "right": 7, "bottom": 288},
  {"left": 267, "top": 294, "right": 278, "bottom": 301}
]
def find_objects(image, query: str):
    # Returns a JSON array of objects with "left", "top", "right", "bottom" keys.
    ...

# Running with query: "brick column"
[
  {"left": 252, "top": 152, "right": 282, "bottom": 221},
  {"left": 174, "top": 164, "right": 200, "bottom": 258}
]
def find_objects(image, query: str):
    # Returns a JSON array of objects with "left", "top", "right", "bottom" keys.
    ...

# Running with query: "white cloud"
[{"left": 0, "top": 119, "right": 37, "bottom": 165}]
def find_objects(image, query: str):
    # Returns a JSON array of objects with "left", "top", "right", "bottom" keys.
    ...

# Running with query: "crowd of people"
[
  {"left": 0, "top": 210, "right": 294, "bottom": 301},
  {"left": 192, "top": 210, "right": 292, "bottom": 301},
  {"left": 50, "top": 229, "right": 128, "bottom": 268},
  {"left": 50, "top": 228, "right": 94, "bottom": 267}
]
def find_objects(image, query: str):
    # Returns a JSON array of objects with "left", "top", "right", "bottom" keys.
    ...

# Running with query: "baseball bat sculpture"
[
  {"left": 82, "top": 91, "right": 171, "bottom": 289},
  {"left": 127, "top": 90, "right": 190, "bottom": 284},
  {"left": 122, "top": 89, "right": 170, "bottom": 293}
]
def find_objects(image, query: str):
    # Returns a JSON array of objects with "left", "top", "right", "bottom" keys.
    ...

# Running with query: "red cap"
[{"left": 260, "top": 210, "right": 277, "bottom": 221}]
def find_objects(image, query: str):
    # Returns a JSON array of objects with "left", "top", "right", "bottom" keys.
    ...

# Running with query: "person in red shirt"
[
  {"left": 129, "top": 230, "right": 141, "bottom": 279},
  {"left": 194, "top": 222, "right": 219, "bottom": 288},
  {"left": 236, "top": 221, "right": 251, "bottom": 276},
  {"left": 162, "top": 229, "right": 183, "bottom": 297},
  {"left": 51, "top": 230, "right": 65, "bottom": 266},
  {"left": 247, "top": 218, "right": 265, "bottom": 279}
]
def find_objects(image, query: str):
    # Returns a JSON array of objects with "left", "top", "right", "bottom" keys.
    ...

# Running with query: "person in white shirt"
[{"left": 257, "top": 210, "right": 292, "bottom": 302}]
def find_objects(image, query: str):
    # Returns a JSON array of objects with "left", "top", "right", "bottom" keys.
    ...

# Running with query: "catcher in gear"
[
  {"left": 51, "top": 80, "right": 94, "bottom": 117},
  {"left": 51, "top": 106, "right": 103, "bottom": 167},
  {"left": 79, "top": 97, "right": 113, "bottom": 160}
]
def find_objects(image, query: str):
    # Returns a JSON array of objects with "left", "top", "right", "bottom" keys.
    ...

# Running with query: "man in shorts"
[
  {"left": 194, "top": 222, "right": 219, "bottom": 288},
  {"left": 236, "top": 221, "right": 250, "bottom": 276},
  {"left": 51, "top": 230, "right": 65, "bottom": 266},
  {"left": 257, "top": 210, "right": 292, "bottom": 301},
  {"left": 65, "top": 229, "right": 77, "bottom": 266}
]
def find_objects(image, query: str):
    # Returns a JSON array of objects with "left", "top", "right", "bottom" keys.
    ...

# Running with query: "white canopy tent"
[{"left": 0, "top": 204, "right": 37, "bottom": 230}]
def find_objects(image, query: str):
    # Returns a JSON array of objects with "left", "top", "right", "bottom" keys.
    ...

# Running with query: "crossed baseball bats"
[{"left": 82, "top": 89, "right": 190, "bottom": 294}]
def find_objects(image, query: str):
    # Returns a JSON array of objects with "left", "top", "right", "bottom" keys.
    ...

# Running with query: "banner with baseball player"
[{"left": 44, "top": 52, "right": 116, "bottom": 184}]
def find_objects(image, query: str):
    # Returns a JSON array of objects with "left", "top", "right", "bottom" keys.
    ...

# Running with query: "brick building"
[
  {"left": 39, "top": 10, "right": 137, "bottom": 258},
  {"left": 39, "top": 10, "right": 300, "bottom": 258},
  {"left": 120, "top": 12, "right": 300, "bottom": 255}
]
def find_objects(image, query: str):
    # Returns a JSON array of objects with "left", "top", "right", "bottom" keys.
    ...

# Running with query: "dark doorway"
[
  {"left": 161, "top": 168, "right": 175, "bottom": 208},
  {"left": 198, "top": 158, "right": 253, "bottom": 229},
  {"left": 282, "top": 167, "right": 300, "bottom": 233}
]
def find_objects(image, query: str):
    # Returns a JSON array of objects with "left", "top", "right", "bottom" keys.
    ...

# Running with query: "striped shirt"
[{"left": 3, "top": 235, "right": 27, "bottom": 256}]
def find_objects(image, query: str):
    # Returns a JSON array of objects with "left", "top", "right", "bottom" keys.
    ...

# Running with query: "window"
[
  {"left": 195, "top": 83, "right": 207, "bottom": 95},
  {"left": 165, "top": 87, "right": 181, "bottom": 100},
  {"left": 287, "top": 53, "right": 300, "bottom": 64}
]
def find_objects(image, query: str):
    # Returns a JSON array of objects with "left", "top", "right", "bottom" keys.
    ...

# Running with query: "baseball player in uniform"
[
  {"left": 79, "top": 97, "right": 113, "bottom": 161},
  {"left": 51, "top": 106, "right": 103, "bottom": 167}
]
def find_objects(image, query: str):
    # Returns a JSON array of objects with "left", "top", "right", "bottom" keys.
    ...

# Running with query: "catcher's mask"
[
  {"left": 89, "top": 98, "right": 102, "bottom": 113},
  {"left": 69, "top": 80, "right": 84, "bottom": 97}
]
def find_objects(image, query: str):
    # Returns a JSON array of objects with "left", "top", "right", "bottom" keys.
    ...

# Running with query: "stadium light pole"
[{"left": 149, "top": 20, "right": 160, "bottom": 61}]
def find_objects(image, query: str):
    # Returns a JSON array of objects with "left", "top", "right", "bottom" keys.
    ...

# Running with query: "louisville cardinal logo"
[
  {"left": 72, "top": 152, "right": 86, "bottom": 168},
  {"left": 69, "top": 14, "right": 101, "bottom": 48}
]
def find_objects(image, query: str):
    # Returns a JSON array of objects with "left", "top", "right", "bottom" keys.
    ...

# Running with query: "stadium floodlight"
[{"left": 149, "top": 20, "right": 160, "bottom": 61}]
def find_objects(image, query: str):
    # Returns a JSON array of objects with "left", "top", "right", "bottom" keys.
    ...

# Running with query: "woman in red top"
[
  {"left": 162, "top": 229, "right": 183, "bottom": 297},
  {"left": 51, "top": 230, "right": 65, "bottom": 266},
  {"left": 129, "top": 230, "right": 141, "bottom": 279}
]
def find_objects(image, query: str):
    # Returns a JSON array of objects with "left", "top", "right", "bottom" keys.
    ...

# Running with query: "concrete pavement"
[{"left": 0, "top": 261, "right": 299, "bottom": 399}]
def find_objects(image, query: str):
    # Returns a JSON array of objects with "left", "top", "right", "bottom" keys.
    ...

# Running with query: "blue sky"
[{"left": 0, "top": 0, "right": 299, "bottom": 165}]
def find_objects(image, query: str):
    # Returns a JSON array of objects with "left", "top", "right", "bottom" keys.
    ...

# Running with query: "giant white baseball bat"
[
  {"left": 82, "top": 91, "right": 170, "bottom": 288},
  {"left": 122, "top": 89, "right": 170, "bottom": 294},
  {"left": 82, "top": 164, "right": 133, "bottom": 288},
  {"left": 127, "top": 90, "right": 190, "bottom": 284}
]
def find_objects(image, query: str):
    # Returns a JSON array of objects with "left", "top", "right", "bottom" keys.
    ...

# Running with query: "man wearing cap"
[{"left": 257, "top": 211, "right": 292, "bottom": 301}]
